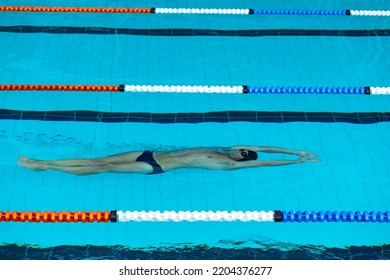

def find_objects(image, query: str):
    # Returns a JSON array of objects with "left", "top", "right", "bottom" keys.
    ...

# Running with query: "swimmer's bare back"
[{"left": 153, "top": 148, "right": 239, "bottom": 171}]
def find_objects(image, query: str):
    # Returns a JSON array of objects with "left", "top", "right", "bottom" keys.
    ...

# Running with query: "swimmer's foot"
[
  {"left": 18, "top": 156, "right": 49, "bottom": 171},
  {"left": 296, "top": 150, "right": 318, "bottom": 159}
]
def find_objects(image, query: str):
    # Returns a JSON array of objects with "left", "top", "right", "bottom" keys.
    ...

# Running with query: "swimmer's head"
[{"left": 236, "top": 149, "right": 258, "bottom": 161}]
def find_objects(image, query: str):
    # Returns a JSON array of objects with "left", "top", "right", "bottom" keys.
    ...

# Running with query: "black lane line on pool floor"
[
  {"left": 0, "top": 26, "right": 389, "bottom": 37},
  {"left": 0, "top": 109, "right": 389, "bottom": 124}
]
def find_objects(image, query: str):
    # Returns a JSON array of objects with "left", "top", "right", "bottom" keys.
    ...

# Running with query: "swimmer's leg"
[
  {"left": 94, "top": 151, "right": 144, "bottom": 164},
  {"left": 18, "top": 156, "right": 152, "bottom": 175},
  {"left": 18, "top": 156, "right": 100, "bottom": 171}
]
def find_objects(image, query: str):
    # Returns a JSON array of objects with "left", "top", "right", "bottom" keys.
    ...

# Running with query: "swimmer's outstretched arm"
[
  {"left": 228, "top": 157, "right": 319, "bottom": 170},
  {"left": 229, "top": 146, "right": 318, "bottom": 158}
]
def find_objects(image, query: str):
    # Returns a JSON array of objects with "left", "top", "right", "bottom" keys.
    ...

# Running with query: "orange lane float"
[
  {"left": 0, "top": 84, "right": 122, "bottom": 92},
  {"left": 0, "top": 6, "right": 152, "bottom": 13},
  {"left": 0, "top": 210, "right": 111, "bottom": 223}
]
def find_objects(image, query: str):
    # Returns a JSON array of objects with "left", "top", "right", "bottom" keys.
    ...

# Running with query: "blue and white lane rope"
[
  {"left": 54, "top": 8, "right": 390, "bottom": 17},
  {"left": 123, "top": 85, "right": 390, "bottom": 94},
  {"left": 156, "top": 9, "right": 390, "bottom": 16}
]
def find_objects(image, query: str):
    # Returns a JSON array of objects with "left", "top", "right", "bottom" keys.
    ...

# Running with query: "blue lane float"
[
  {"left": 246, "top": 86, "right": 368, "bottom": 94},
  {"left": 251, "top": 9, "right": 347, "bottom": 15},
  {"left": 280, "top": 211, "right": 390, "bottom": 223}
]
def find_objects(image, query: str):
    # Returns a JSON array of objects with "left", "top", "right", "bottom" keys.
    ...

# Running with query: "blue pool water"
[{"left": 0, "top": 0, "right": 390, "bottom": 259}]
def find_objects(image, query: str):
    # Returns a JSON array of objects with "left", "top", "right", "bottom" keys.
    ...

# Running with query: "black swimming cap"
[{"left": 237, "top": 150, "right": 258, "bottom": 161}]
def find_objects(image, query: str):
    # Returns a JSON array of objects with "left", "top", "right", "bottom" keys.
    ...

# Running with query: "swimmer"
[{"left": 18, "top": 146, "right": 319, "bottom": 176}]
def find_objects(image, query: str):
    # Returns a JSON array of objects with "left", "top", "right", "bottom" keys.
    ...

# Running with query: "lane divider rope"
[
  {"left": 1, "top": 84, "right": 390, "bottom": 94},
  {"left": 0, "top": 84, "right": 120, "bottom": 92},
  {"left": 0, "top": 6, "right": 389, "bottom": 16},
  {"left": 1, "top": 210, "right": 389, "bottom": 223}
]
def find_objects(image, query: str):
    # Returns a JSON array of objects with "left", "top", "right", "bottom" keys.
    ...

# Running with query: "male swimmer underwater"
[{"left": 18, "top": 145, "right": 319, "bottom": 175}]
